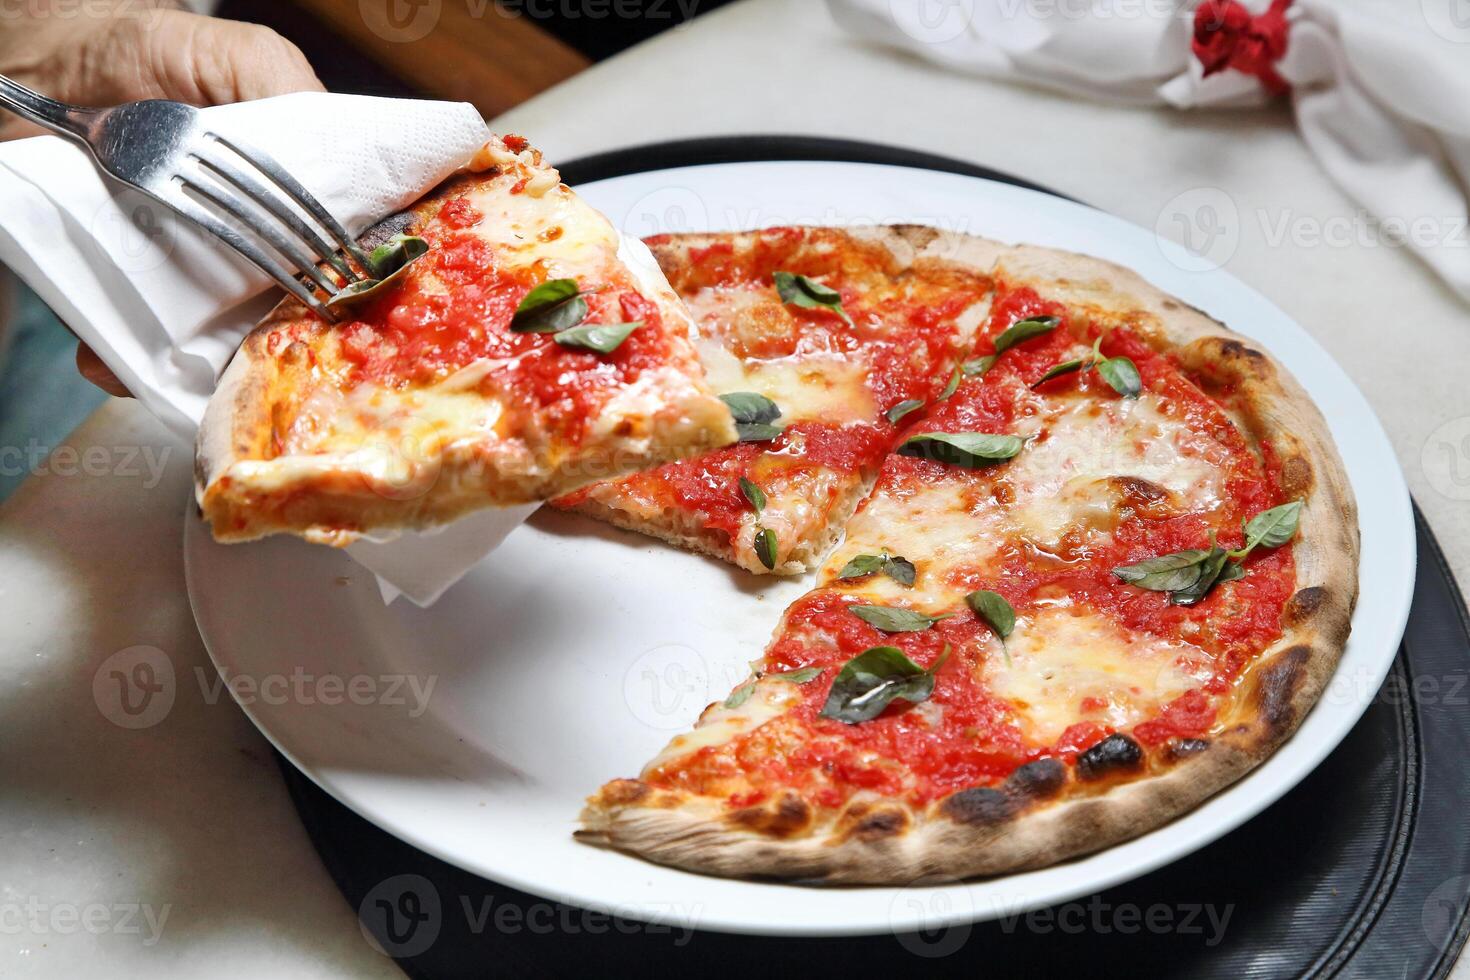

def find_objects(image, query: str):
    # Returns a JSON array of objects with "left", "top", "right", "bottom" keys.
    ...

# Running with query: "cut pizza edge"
[
  {"left": 553, "top": 224, "right": 1009, "bottom": 575},
  {"left": 196, "top": 137, "right": 738, "bottom": 546},
  {"left": 576, "top": 243, "right": 1360, "bottom": 884}
]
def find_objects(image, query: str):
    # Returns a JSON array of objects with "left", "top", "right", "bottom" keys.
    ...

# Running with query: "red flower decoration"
[{"left": 1192, "top": 0, "right": 1292, "bottom": 96}]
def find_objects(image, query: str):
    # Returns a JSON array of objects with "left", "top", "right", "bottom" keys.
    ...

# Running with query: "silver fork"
[{"left": 0, "top": 74, "right": 373, "bottom": 320}]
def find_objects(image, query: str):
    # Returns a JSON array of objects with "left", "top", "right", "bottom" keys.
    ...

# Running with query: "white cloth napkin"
[
  {"left": 0, "top": 91, "right": 535, "bottom": 605},
  {"left": 828, "top": 0, "right": 1470, "bottom": 304}
]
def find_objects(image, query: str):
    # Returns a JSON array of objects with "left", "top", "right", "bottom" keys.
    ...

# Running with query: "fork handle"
[{"left": 0, "top": 73, "right": 93, "bottom": 141}]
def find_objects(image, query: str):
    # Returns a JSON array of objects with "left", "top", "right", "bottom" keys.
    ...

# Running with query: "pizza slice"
[
  {"left": 578, "top": 245, "right": 1357, "bottom": 883},
  {"left": 196, "top": 135, "right": 736, "bottom": 544},
  {"left": 553, "top": 226, "right": 1003, "bottom": 574}
]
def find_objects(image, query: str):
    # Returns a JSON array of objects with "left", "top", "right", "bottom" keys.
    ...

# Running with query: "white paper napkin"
[
  {"left": 0, "top": 91, "right": 533, "bottom": 605},
  {"left": 828, "top": 0, "right": 1470, "bottom": 305}
]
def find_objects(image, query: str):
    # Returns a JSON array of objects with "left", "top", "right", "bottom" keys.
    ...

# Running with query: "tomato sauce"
[
  {"left": 646, "top": 277, "right": 1298, "bottom": 811},
  {"left": 329, "top": 194, "right": 677, "bottom": 444}
]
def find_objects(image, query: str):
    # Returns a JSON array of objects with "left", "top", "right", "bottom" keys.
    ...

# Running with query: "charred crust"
[
  {"left": 1005, "top": 758, "right": 1067, "bottom": 800},
  {"left": 940, "top": 787, "right": 1014, "bottom": 826},
  {"left": 1283, "top": 586, "right": 1326, "bottom": 627},
  {"left": 1167, "top": 738, "right": 1211, "bottom": 761},
  {"left": 1215, "top": 337, "right": 1268, "bottom": 368},
  {"left": 1279, "top": 454, "right": 1314, "bottom": 497},
  {"left": 1256, "top": 645, "right": 1310, "bottom": 734},
  {"left": 845, "top": 805, "right": 911, "bottom": 842},
  {"left": 729, "top": 791, "right": 812, "bottom": 838},
  {"left": 598, "top": 779, "right": 649, "bottom": 806},
  {"left": 1076, "top": 734, "right": 1145, "bottom": 781}
]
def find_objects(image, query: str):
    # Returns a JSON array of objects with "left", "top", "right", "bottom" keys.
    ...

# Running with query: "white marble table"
[{"left": 3, "top": 0, "right": 1468, "bottom": 975}]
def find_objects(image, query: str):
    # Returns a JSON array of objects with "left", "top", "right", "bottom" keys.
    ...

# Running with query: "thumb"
[{"left": 112, "top": 10, "right": 325, "bottom": 106}]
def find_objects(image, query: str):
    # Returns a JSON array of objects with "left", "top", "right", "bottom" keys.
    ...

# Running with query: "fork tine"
[
  {"left": 206, "top": 131, "right": 375, "bottom": 274},
  {"left": 165, "top": 188, "right": 339, "bottom": 322},
  {"left": 192, "top": 145, "right": 363, "bottom": 284},
  {"left": 178, "top": 173, "right": 342, "bottom": 297}
]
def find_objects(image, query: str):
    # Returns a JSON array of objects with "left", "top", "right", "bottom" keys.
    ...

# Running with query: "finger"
[
  {"left": 76, "top": 342, "right": 133, "bottom": 398},
  {"left": 148, "top": 11, "right": 326, "bottom": 104},
  {"left": 97, "top": 10, "right": 325, "bottom": 108}
]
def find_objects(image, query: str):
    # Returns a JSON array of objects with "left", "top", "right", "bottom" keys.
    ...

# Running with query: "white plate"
[{"left": 184, "top": 161, "right": 1414, "bottom": 937}]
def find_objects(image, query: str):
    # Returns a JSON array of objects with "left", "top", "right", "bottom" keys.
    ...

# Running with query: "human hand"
[{"left": 0, "top": 1, "right": 326, "bottom": 395}]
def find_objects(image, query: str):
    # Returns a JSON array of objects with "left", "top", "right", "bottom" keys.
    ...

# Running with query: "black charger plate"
[{"left": 278, "top": 138, "right": 1470, "bottom": 980}]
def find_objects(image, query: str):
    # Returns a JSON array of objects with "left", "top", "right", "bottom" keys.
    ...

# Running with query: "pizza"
[
  {"left": 196, "top": 135, "right": 736, "bottom": 545},
  {"left": 553, "top": 226, "right": 1003, "bottom": 574},
  {"left": 578, "top": 230, "right": 1358, "bottom": 883}
]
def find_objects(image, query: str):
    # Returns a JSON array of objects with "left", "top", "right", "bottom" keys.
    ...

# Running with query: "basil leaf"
[
  {"left": 885, "top": 399, "right": 924, "bottom": 425},
  {"left": 897, "top": 431, "right": 1024, "bottom": 468},
  {"left": 719, "top": 391, "right": 781, "bottom": 425},
  {"left": 1097, "top": 356, "right": 1142, "bottom": 398},
  {"left": 962, "top": 354, "right": 996, "bottom": 377},
  {"left": 965, "top": 590, "right": 1015, "bottom": 640},
  {"left": 1112, "top": 547, "right": 1219, "bottom": 593},
  {"left": 723, "top": 680, "right": 756, "bottom": 709},
  {"left": 883, "top": 555, "right": 917, "bottom": 587},
  {"left": 838, "top": 553, "right": 887, "bottom": 580},
  {"left": 1216, "top": 560, "right": 1247, "bottom": 585},
  {"left": 773, "top": 271, "right": 853, "bottom": 326},
  {"left": 1240, "top": 500, "right": 1302, "bottom": 553},
  {"left": 367, "top": 234, "right": 430, "bottom": 279},
  {"left": 326, "top": 235, "right": 429, "bottom": 309},
  {"left": 754, "top": 527, "right": 779, "bottom": 570},
  {"left": 849, "top": 604, "right": 951, "bottom": 633},
  {"left": 819, "top": 645, "right": 949, "bottom": 724},
  {"left": 736, "top": 422, "right": 785, "bottom": 443},
  {"left": 1032, "top": 357, "right": 1086, "bottom": 388},
  {"left": 512, "top": 279, "right": 590, "bottom": 333},
  {"left": 724, "top": 666, "right": 822, "bottom": 708},
  {"left": 936, "top": 367, "right": 961, "bottom": 401},
  {"left": 739, "top": 476, "right": 767, "bottom": 514},
  {"left": 992, "top": 315, "right": 1059, "bottom": 355},
  {"left": 837, "top": 552, "right": 917, "bottom": 587},
  {"left": 553, "top": 320, "right": 640, "bottom": 354},
  {"left": 1168, "top": 548, "right": 1231, "bottom": 606}
]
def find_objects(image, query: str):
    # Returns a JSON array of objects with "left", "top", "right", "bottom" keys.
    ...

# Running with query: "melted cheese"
[
  {"left": 1004, "top": 391, "right": 1224, "bottom": 547},
  {"left": 644, "top": 679, "right": 799, "bottom": 773},
  {"left": 696, "top": 342, "right": 875, "bottom": 425},
  {"left": 984, "top": 607, "right": 1211, "bottom": 743},
  {"left": 459, "top": 176, "right": 617, "bottom": 278}
]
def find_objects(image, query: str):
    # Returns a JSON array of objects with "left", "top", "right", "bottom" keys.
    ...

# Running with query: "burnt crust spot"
[
  {"left": 1005, "top": 758, "right": 1067, "bottom": 800},
  {"left": 1167, "top": 738, "right": 1211, "bottom": 761},
  {"left": 1215, "top": 338, "right": 1268, "bottom": 368},
  {"left": 940, "top": 787, "right": 1014, "bottom": 826},
  {"left": 1256, "top": 645, "right": 1310, "bottom": 734},
  {"left": 1076, "top": 734, "right": 1145, "bottom": 781},
  {"left": 1279, "top": 454, "right": 1314, "bottom": 498},
  {"left": 1283, "top": 587, "right": 1326, "bottom": 627},
  {"left": 849, "top": 806, "right": 911, "bottom": 842},
  {"left": 729, "top": 791, "right": 813, "bottom": 838}
]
